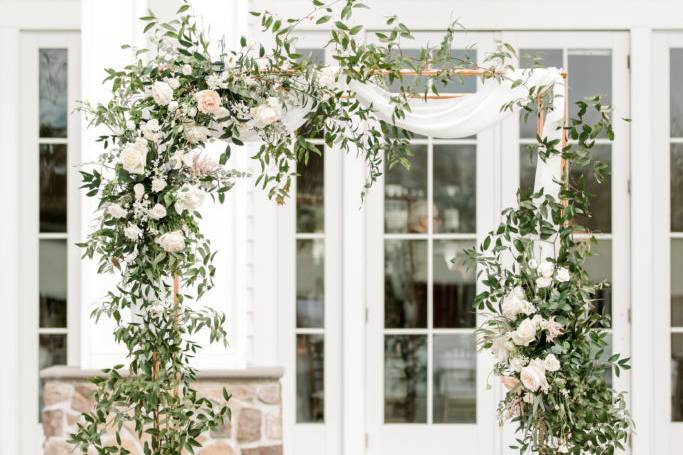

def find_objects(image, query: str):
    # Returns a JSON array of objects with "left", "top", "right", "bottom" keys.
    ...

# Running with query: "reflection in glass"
[
  {"left": 385, "top": 240, "right": 428, "bottom": 328},
  {"left": 433, "top": 145, "right": 476, "bottom": 233},
  {"left": 297, "top": 147, "right": 324, "bottom": 233},
  {"left": 672, "top": 240, "right": 683, "bottom": 327},
  {"left": 673, "top": 334, "right": 683, "bottom": 421},
  {"left": 569, "top": 145, "right": 612, "bottom": 233},
  {"left": 519, "top": 48, "right": 563, "bottom": 139},
  {"left": 40, "top": 144, "right": 67, "bottom": 233},
  {"left": 39, "top": 49, "right": 68, "bottom": 138},
  {"left": 433, "top": 334, "right": 476, "bottom": 423},
  {"left": 584, "top": 239, "right": 612, "bottom": 324},
  {"left": 672, "top": 144, "right": 683, "bottom": 231},
  {"left": 670, "top": 49, "right": 683, "bottom": 138},
  {"left": 385, "top": 335, "right": 427, "bottom": 423},
  {"left": 297, "top": 334, "right": 324, "bottom": 422},
  {"left": 296, "top": 239, "right": 324, "bottom": 328},
  {"left": 568, "top": 50, "right": 612, "bottom": 133},
  {"left": 519, "top": 144, "right": 538, "bottom": 200},
  {"left": 40, "top": 240, "right": 68, "bottom": 328},
  {"left": 384, "top": 145, "right": 428, "bottom": 233},
  {"left": 433, "top": 240, "right": 476, "bottom": 328},
  {"left": 39, "top": 334, "right": 66, "bottom": 417}
]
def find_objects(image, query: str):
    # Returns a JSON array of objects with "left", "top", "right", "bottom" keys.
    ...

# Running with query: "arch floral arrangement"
[{"left": 69, "top": 0, "right": 632, "bottom": 454}]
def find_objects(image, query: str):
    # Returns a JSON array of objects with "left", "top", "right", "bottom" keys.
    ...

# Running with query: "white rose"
[
  {"left": 151, "top": 80, "right": 173, "bottom": 106},
  {"left": 538, "top": 261, "right": 555, "bottom": 278},
  {"left": 491, "top": 337, "right": 514, "bottom": 362},
  {"left": 168, "top": 100, "right": 179, "bottom": 112},
  {"left": 510, "top": 356, "right": 527, "bottom": 372},
  {"left": 183, "top": 125, "right": 210, "bottom": 144},
  {"left": 120, "top": 138, "right": 148, "bottom": 174},
  {"left": 251, "top": 97, "right": 283, "bottom": 129},
  {"left": 528, "top": 259, "right": 538, "bottom": 270},
  {"left": 181, "top": 64, "right": 193, "bottom": 76},
  {"left": 133, "top": 183, "right": 145, "bottom": 200},
  {"left": 165, "top": 77, "right": 180, "bottom": 90},
  {"left": 520, "top": 300, "right": 537, "bottom": 316},
  {"left": 151, "top": 177, "right": 167, "bottom": 193},
  {"left": 125, "top": 119, "right": 136, "bottom": 131},
  {"left": 520, "top": 364, "right": 547, "bottom": 392},
  {"left": 544, "top": 353, "right": 561, "bottom": 372},
  {"left": 318, "top": 66, "right": 340, "bottom": 89},
  {"left": 194, "top": 89, "right": 222, "bottom": 114},
  {"left": 141, "top": 119, "right": 161, "bottom": 142},
  {"left": 156, "top": 230, "right": 185, "bottom": 253},
  {"left": 511, "top": 318, "right": 538, "bottom": 346},
  {"left": 148, "top": 203, "right": 167, "bottom": 220},
  {"left": 556, "top": 267, "right": 570, "bottom": 282},
  {"left": 502, "top": 286, "right": 532, "bottom": 319},
  {"left": 536, "top": 276, "right": 552, "bottom": 289},
  {"left": 124, "top": 223, "right": 143, "bottom": 241},
  {"left": 174, "top": 185, "right": 205, "bottom": 214},
  {"left": 107, "top": 203, "right": 127, "bottom": 219}
]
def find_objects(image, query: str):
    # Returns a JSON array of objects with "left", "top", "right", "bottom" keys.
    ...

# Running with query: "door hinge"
[
  {"left": 365, "top": 306, "right": 369, "bottom": 324},
  {"left": 365, "top": 432, "right": 369, "bottom": 449},
  {"left": 627, "top": 54, "right": 631, "bottom": 70},
  {"left": 628, "top": 307, "right": 632, "bottom": 323},
  {"left": 627, "top": 178, "right": 631, "bottom": 195}
]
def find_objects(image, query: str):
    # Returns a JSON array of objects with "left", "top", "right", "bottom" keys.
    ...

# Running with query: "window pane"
[
  {"left": 385, "top": 145, "right": 428, "bottom": 233},
  {"left": 296, "top": 334, "right": 324, "bottom": 422},
  {"left": 385, "top": 240, "right": 428, "bottom": 328},
  {"left": 672, "top": 144, "right": 683, "bottom": 232},
  {"left": 568, "top": 50, "right": 611, "bottom": 133},
  {"left": 434, "top": 49, "right": 477, "bottom": 94},
  {"left": 296, "top": 147, "right": 324, "bottom": 233},
  {"left": 519, "top": 48, "right": 563, "bottom": 139},
  {"left": 672, "top": 239, "right": 683, "bottom": 327},
  {"left": 297, "top": 48, "right": 325, "bottom": 65},
  {"left": 384, "top": 335, "right": 427, "bottom": 423},
  {"left": 39, "top": 334, "right": 66, "bottom": 417},
  {"left": 433, "top": 334, "right": 476, "bottom": 423},
  {"left": 296, "top": 239, "right": 324, "bottom": 328},
  {"left": 433, "top": 144, "right": 476, "bottom": 233},
  {"left": 388, "top": 49, "right": 427, "bottom": 93},
  {"left": 433, "top": 240, "right": 476, "bottom": 328},
  {"left": 40, "top": 144, "right": 67, "bottom": 233},
  {"left": 584, "top": 239, "right": 612, "bottom": 325},
  {"left": 39, "top": 49, "right": 68, "bottom": 138},
  {"left": 569, "top": 144, "right": 612, "bottom": 233},
  {"left": 519, "top": 144, "right": 538, "bottom": 200},
  {"left": 673, "top": 333, "right": 683, "bottom": 421},
  {"left": 670, "top": 49, "right": 683, "bottom": 138},
  {"left": 39, "top": 240, "right": 67, "bottom": 328}
]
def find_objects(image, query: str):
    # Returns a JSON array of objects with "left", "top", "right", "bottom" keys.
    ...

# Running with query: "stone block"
[
  {"left": 257, "top": 384, "right": 280, "bottom": 405},
  {"left": 197, "top": 441, "right": 235, "bottom": 455},
  {"left": 43, "top": 382, "right": 73, "bottom": 406},
  {"left": 236, "top": 408, "right": 262, "bottom": 442},
  {"left": 42, "top": 409, "right": 64, "bottom": 437},
  {"left": 44, "top": 440, "right": 75, "bottom": 455},
  {"left": 266, "top": 414, "right": 281, "bottom": 439},
  {"left": 209, "top": 419, "right": 232, "bottom": 438}
]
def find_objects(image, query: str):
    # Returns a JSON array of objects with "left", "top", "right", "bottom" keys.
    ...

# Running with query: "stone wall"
[{"left": 41, "top": 366, "right": 284, "bottom": 455}]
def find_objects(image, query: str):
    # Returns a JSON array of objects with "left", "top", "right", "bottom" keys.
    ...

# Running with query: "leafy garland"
[
  {"left": 67, "top": 0, "right": 632, "bottom": 453},
  {"left": 466, "top": 96, "right": 633, "bottom": 454}
]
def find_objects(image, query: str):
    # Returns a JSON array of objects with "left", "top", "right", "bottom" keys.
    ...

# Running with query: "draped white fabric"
[{"left": 241, "top": 68, "right": 565, "bottom": 202}]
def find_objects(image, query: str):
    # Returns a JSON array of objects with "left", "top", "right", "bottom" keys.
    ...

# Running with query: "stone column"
[{"left": 41, "top": 366, "right": 284, "bottom": 455}]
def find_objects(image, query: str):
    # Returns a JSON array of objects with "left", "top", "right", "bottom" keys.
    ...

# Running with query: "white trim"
[
  {"left": 0, "top": 26, "right": 21, "bottom": 455},
  {"left": 0, "top": 2, "right": 80, "bottom": 29}
]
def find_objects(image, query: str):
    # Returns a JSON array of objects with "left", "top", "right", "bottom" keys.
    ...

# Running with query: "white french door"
[{"left": 365, "top": 31, "right": 631, "bottom": 455}]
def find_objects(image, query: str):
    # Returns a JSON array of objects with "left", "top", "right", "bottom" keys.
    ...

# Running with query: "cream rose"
[
  {"left": 520, "top": 364, "right": 547, "bottom": 392},
  {"left": 148, "top": 203, "right": 167, "bottom": 220},
  {"left": 501, "top": 286, "right": 531, "bottom": 319},
  {"left": 251, "top": 97, "right": 283, "bottom": 129},
  {"left": 538, "top": 261, "right": 555, "bottom": 278},
  {"left": 511, "top": 318, "right": 538, "bottom": 346},
  {"left": 183, "top": 125, "right": 211, "bottom": 144},
  {"left": 181, "top": 64, "right": 193, "bottom": 76},
  {"left": 124, "top": 223, "right": 143, "bottom": 241},
  {"left": 133, "top": 183, "right": 145, "bottom": 200},
  {"left": 194, "top": 89, "right": 222, "bottom": 114},
  {"left": 151, "top": 80, "right": 173, "bottom": 106},
  {"left": 556, "top": 267, "right": 570, "bottom": 282},
  {"left": 501, "top": 376, "right": 519, "bottom": 391},
  {"left": 156, "top": 231, "right": 185, "bottom": 253},
  {"left": 151, "top": 177, "right": 167, "bottom": 193},
  {"left": 536, "top": 276, "right": 552, "bottom": 289},
  {"left": 121, "top": 138, "right": 148, "bottom": 174},
  {"left": 510, "top": 356, "right": 527, "bottom": 372},
  {"left": 174, "top": 184, "right": 205, "bottom": 214},
  {"left": 107, "top": 203, "right": 127, "bottom": 219},
  {"left": 544, "top": 353, "right": 561, "bottom": 372}
]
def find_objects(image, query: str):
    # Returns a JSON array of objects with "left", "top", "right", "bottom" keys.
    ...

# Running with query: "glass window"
[
  {"left": 433, "top": 334, "right": 476, "bottom": 423},
  {"left": 39, "top": 49, "right": 68, "bottom": 138},
  {"left": 672, "top": 48, "right": 683, "bottom": 422}
]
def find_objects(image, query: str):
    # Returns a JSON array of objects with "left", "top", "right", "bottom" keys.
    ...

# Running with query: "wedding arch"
[{"left": 69, "top": 1, "right": 632, "bottom": 454}]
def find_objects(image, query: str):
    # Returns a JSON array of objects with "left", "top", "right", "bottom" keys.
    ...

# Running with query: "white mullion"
[
  {"left": 671, "top": 232, "right": 683, "bottom": 239},
  {"left": 295, "top": 233, "right": 326, "bottom": 240},
  {"left": 38, "top": 232, "right": 68, "bottom": 240},
  {"left": 384, "top": 328, "right": 430, "bottom": 336},
  {"left": 427, "top": 136, "right": 434, "bottom": 425},
  {"left": 671, "top": 327, "right": 683, "bottom": 334},
  {"left": 37, "top": 328, "right": 68, "bottom": 335},
  {"left": 37, "top": 137, "right": 68, "bottom": 145},
  {"left": 296, "top": 328, "right": 325, "bottom": 335},
  {"left": 431, "top": 328, "right": 476, "bottom": 335},
  {"left": 668, "top": 137, "right": 683, "bottom": 143}
]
